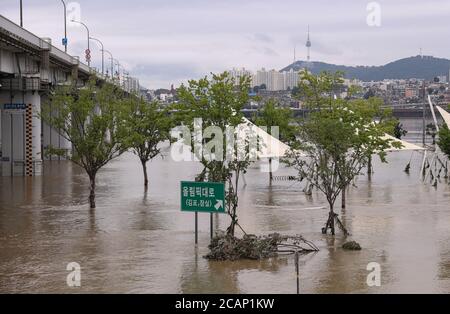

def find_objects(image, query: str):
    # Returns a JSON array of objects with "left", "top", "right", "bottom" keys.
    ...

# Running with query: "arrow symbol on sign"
[{"left": 214, "top": 200, "right": 223, "bottom": 210}]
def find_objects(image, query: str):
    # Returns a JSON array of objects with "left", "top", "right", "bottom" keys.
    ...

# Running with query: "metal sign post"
[
  {"left": 210, "top": 213, "right": 213, "bottom": 240},
  {"left": 195, "top": 212, "right": 198, "bottom": 245},
  {"left": 181, "top": 181, "right": 226, "bottom": 245},
  {"left": 295, "top": 250, "right": 300, "bottom": 294}
]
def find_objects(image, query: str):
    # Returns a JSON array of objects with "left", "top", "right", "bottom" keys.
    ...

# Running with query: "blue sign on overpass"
[{"left": 3, "top": 103, "right": 27, "bottom": 110}]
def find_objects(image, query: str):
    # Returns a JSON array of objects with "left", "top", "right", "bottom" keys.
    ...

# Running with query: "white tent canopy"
[
  {"left": 374, "top": 121, "right": 425, "bottom": 152},
  {"left": 240, "top": 117, "right": 292, "bottom": 158},
  {"left": 436, "top": 106, "right": 450, "bottom": 128},
  {"left": 241, "top": 118, "right": 425, "bottom": 157},
  {"left": 382, "top": 133, "right": 425, "bottom": 152}
]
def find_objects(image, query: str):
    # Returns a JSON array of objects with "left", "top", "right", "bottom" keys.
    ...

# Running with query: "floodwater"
[{"left": 0, "top": 118, "right": 450, "bottom": 294}]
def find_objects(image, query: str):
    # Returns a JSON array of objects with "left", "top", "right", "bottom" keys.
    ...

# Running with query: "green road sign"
[{"left": 181, "top": 181, "right": 226, "bottom": 213}]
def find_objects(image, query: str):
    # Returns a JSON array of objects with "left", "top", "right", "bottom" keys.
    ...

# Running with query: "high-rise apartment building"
[{"left": 229, "top": 67, "right": 301, "bottom": 91}]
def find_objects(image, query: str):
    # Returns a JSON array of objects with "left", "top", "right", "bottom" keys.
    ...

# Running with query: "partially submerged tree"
[
  {"left": 426, "top": 123, "right": 438, "bottom": 145},
  {"left": 120, "top": 98, "right": 171, "bottom": 187},
  {"left": 438, "top": 124, "right": 450, "bottom": 159},
  {"left": 285, "top": 71, "right": 401, "bottom": 235},
  {"left": 393, "top": 120, "right": 408, "bottom": 139},
  {"left": 176, "top": 72, "right": 253, "bottom": 236},
  {"left": 254, "top": 99, "right": 296, "bottom": 183},
  {"left": 41, "top": 78, "right": 127, "bottom": 208},
  {"left": 352, "top": 96, "right": 398, "bottom": 176}
]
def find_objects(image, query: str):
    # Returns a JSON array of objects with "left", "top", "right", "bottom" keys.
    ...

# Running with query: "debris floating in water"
[
  {"left": 342, "top": 241, "right": 362, "bottom": 251},
  {"left": 205, "top": 232, "right": 319, "bottom": 261}
]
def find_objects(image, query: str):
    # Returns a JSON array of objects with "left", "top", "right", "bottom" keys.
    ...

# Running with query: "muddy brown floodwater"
[{"left": 1, "top": 120, "right": 450, "bottom": 293}]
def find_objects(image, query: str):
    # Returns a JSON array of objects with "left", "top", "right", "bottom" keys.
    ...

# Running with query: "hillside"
[{"left": 280, "top": 56, "right": 450, "bottom": 81}]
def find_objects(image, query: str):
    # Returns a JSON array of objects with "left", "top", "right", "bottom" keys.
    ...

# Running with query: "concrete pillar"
[
  {"left": 40, "top": 38, "right": 51, "bottom": 82},
  {"left": 0, "top": 91, "right": 42, "bottom": 176},
  {"left": 71, "top": 57, "right": 79, "bottom": 84}
]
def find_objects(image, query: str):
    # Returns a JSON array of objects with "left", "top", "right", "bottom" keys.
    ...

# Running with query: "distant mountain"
[{"left": 281, "top": 56, "right": 450, "bottom": 81}]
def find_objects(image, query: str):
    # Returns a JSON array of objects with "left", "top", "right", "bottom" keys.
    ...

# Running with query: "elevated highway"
[{"left": 0, "top": 14, "right": 133, "bottom": 176}]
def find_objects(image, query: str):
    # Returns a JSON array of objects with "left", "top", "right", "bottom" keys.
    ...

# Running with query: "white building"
[
  {"left": 229, "top": 67, "right": 302, "bottom": 91},
  {"left": 254, "top": 68, "right": 269, "bottom": 87},
  {"left": 284, "top": 69, "right": 299, "bottom": 90},
  {"left": 123, "top": 76, "right": 140, "bottom": 93},
  {"left": 229, "top": 67, "right": 252, "bottom": 83}
]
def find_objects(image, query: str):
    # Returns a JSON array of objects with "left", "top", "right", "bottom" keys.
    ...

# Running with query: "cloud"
[
  {"left": 1, "top": 0, "right": 449, "bottom": 88},
  {"left": 252, "top": 33, "right": 274, "bottom": 43}
]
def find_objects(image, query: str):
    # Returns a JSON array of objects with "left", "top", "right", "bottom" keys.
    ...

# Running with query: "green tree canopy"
[
  {"left": 438, "top": 124, "right": 450, "bottom": 159},
  {"left": 176, "top": 72, "right": 253, "bottom": 236},
  {"left": 41, "top": 78, "right": 127, "bottom": 208},
  {"left": 119, "top": 98, "right": 171, "bottom": 187},
  {"left": 285, "top": 70, "right": 401, "bottom": 235}
]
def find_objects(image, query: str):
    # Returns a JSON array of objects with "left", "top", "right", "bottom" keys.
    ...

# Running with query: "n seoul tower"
[{"left": 306, "top": 25, "right": 311, "bottom": 62}]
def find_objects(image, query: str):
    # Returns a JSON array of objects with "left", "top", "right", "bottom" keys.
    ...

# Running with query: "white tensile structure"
[
  {"left": 418, "top": 100, "right": 449, "bottom": 181},
  {"left": 240, "top": 117, "right": 291, "bottom": 158},
  {"left": 243, "top": 117, "right": 426, "bottom": 158},
  {"left": 436, "top": 106, "right": 450, "bottom": 128},
  {"left": 168, "top": 116, "right": 429, "bottom": 173},
  {"left": 382, "top": 133, "right": 425, "bottom": 152}
]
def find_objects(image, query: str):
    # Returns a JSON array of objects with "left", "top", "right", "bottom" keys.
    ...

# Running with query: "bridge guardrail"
[{"left": 0, "top": 14, "right": 90, "bottom": 76}]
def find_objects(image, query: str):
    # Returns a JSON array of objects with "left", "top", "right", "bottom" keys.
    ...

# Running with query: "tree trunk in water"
[
  {"left": 269, "top": 158, "right": 273, "bottom": 184},
  {"left": 229, "top": 221, "right": 235, "bottom": 237},
  {"left": 227, "top": 198, "right": 238, "bottom": 237},
  {"left": 322, "top": 204, "right": 335, "bottom": 235},
  {"left": 141, "top": 159, "right": 148, "bottom": 187},
  {"left": 341, "top": 186, "right": 346, "bottom": 209},
  {"left": 227, "top": 211, "right": 236, "bottom": 237},
  {"left": 89, "top": 173, "right": 96, "bottom": 209},
  {"left": 368, "top": 156, "right": 372, "bottom": 175},
  {"left": 329, "top": 205, "right": 335, "bottom": 235}
]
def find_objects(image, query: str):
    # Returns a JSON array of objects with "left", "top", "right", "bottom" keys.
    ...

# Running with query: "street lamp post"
[
  {"left": 89, "top": 37, "right": 104, "bottom": 76},
  {"left": 70, "top": 19, "right": 90, "bottom": 67},
  {"left": 20, "top": 0, "right": 23, "bottom": 27},
  {"left": 60, "top": 0, "right": 67, "bottom": 53},
  {"left": 102, "top": 49, "right": 114, "bottom": 80}
]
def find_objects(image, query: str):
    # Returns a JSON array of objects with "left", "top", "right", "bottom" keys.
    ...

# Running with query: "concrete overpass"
[{"left": 0, "top": 14, "right": 136, "bottom": 176}]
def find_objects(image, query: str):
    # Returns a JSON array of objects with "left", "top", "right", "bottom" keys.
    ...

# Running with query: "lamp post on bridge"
[
  {"left": 102, "top": 49, "right": 114, "bottom": 80},
  {"left": 19, "top": 0, "right": 23, "bottom": 27},
  {"left": 60, "top": 0, "right": 68, "bottom": 53},
  {"left": 89, "top": 37, "right": 104, "bottom": 76},
  {"left": 70, "top": 19, "right": 91, "bottom": 67}
]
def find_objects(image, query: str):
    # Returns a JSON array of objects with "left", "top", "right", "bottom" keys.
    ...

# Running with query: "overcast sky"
[{"left": 2, "top": 0, "right": 450, "bottom": 89}]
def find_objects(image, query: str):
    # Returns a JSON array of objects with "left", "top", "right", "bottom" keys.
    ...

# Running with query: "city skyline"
[{"left": 1, "top": 0, "right": 450, "bottom": 89}]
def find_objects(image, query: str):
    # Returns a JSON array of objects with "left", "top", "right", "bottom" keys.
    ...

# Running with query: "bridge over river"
[{"left": 0, "top": 14, "right": 138, "bottom": 177}]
